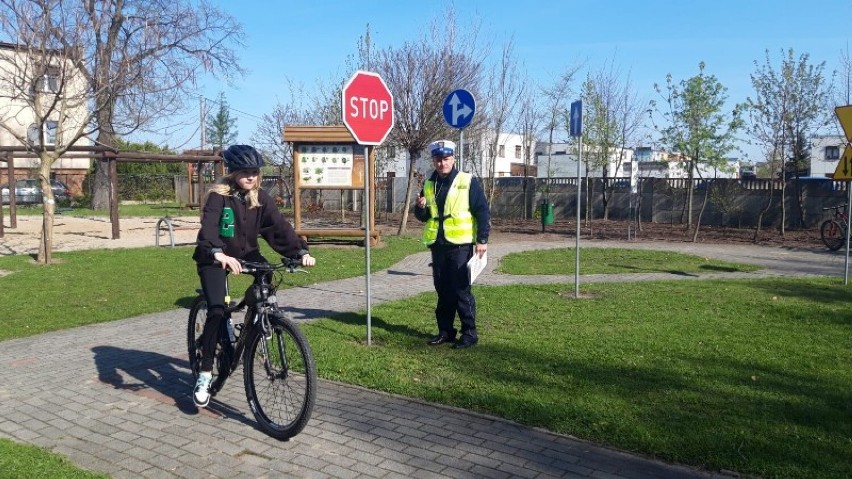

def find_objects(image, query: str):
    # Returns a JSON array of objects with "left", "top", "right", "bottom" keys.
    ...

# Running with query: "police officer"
[{"left": 414, "top": 140, "right": 490, "bottom": 349}]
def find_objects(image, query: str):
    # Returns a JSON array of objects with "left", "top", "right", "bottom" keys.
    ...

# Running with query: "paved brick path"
[{"left": 0, "top": 240, "right": 841, "bottom": 478}]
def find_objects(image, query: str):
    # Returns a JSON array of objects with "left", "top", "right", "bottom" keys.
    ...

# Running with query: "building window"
[
  {"left": 34, "top": 66, "right": 60, "bottom": 93},
  {"left": 514, "top": 145, "right": 522, "bottom": 159},
  {"left": 826, "top": 146, "right": 840, "bottom": 160},
  {"left": 27, "top": 121, "right": 58, "bottom": 145},
  {"left": 498, "top": 145, "right": 505, "bottom": 157}
]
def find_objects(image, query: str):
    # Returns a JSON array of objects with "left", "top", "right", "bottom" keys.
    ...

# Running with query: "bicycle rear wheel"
[
  {"left": 243, "top": 311, "right": 317, "bottom": 440},
  {"left": 187, "top": 297, "right": 231, "bottom": 395},
  {"left": 820, "top": 219, "right": 846, "bottom": 251}
]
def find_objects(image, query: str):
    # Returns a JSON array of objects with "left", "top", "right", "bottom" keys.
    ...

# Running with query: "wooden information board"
[{"left": 283, "top": 125, "right": 378, "bottom": 242}]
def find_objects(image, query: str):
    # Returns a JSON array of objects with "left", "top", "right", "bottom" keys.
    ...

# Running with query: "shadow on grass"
[
  {"left": 320, "top": 311, "right": 429, "bottom": 339},
  {"left": 748, "top": 277, "right": 852, "bottom": 327},
  {"left": 698, "top": 264, "right": 744, "bottom": 272},
  {"left": 174, "top": 295, "right": 196, "bottom": 309},
  {"left": 416, "top": 339, "right": 851, "bottom": 477}
]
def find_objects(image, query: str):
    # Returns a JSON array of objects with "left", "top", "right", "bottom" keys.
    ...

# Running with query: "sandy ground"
[{"left": 0, "top": 214, "right": 201, "bottom": 256}]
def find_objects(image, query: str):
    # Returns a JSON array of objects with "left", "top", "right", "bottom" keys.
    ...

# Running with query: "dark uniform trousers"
[{"left": 430, "top": 243, "right": 477, "bottom": 339}]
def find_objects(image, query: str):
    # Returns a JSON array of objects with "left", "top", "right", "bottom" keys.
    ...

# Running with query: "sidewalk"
[{"left": 0, "top": 240, "right": 841, "bottom": 478}]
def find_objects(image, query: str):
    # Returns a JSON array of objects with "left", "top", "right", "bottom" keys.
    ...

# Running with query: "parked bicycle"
[
  {"left": 187, "top": 257, "right": 317, "bottom": 440},
  {"left": 820, "top": 204, "right": 849, "bottom": 251}
]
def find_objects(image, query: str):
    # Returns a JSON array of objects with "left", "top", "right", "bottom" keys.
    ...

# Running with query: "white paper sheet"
[{"left": 467, "top": 251, "right": 487, "bottom": 285}]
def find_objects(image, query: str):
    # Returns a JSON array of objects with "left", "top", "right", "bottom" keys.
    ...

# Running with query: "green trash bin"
[{"left": 540, "top": 201, "right": 554, "bottom": 227}]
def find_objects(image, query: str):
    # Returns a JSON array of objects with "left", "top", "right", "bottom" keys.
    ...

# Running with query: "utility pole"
[{"left": 200, "top": 96, "right": 207, "bottom": 150}]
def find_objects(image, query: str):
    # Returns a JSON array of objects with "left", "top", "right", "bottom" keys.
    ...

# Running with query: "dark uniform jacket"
[{"left": 192, "top": 189, "right": 307, "bottom": 265}]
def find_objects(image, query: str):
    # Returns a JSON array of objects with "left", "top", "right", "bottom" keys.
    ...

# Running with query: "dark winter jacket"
[{"left": 192, "top": 188, "right": 307, "bottom": 265}]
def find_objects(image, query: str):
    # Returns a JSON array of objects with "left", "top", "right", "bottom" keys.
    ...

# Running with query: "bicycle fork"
[{"left": 255, "top": 309, "right": 289, "bottom": 381}]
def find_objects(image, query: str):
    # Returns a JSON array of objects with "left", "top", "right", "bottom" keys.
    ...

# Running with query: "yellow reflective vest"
[{"left": 422, "top": 172, "right": 476, "bottom": 246}]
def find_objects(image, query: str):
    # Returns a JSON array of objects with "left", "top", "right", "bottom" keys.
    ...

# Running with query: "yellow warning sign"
[
  {"left": 837, "top": 105, "right": 852, "bottom": 141},
  {"left": 833, "top": 145, "right": 852, "bottom": 180}
]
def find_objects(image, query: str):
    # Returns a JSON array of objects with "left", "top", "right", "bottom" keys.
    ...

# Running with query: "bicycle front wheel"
[
  {"left": 243, "top": 311, "right": 317, "bottom": 440},
  {"left": 820, "top": 219, "right": 846, "bottom": 251}
]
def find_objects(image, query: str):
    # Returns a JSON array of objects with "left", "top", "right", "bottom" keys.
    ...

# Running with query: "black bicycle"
[{"left": 187, "top": 258, "right": 317, "bottom": 440}]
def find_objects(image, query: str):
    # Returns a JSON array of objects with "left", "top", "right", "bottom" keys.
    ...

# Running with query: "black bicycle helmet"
[{"left": 223, "top": 145, "right": 264, "bottom": 172}]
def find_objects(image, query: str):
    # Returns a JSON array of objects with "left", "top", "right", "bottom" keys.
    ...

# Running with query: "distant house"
[
  {"left": 374, "top": 131, "right": 537, "bottom": 179},
  {"left": 810, "top": 135, "right": 845, "bottom": 178},
  {"left": 534, "top": 142, "right": 634, "bottom": 178},
  {"left": 0, "top": 41, "right": 91, "bottom": 195}
]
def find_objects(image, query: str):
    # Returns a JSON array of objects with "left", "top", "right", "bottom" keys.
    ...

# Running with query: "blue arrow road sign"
[
  {"left": 443, "top": 89, "right": 476, "bottom": 129},
  {"left": 570, "top": 100, "right": 582, "bottom": 137}
]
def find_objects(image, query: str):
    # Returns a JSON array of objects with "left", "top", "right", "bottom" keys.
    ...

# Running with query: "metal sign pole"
[
  {"left": 570, "top": 99, "right": 583, "bottom": 299},
  {"left": 575, "top": 137, "right": 582, "bottom": 298},
  {"left": 365, "top": 145, "right": 372, "bottom": 345},
  {"left": 845, "top": 181, "right": 851, "bottom": 285},
  {"left": 459, "top": 129, "right": 464, "bottom": 172}
]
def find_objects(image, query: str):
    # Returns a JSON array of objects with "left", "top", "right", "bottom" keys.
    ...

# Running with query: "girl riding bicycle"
[{"left": 191, "top": 144, "right": 316, "bottom": 408}]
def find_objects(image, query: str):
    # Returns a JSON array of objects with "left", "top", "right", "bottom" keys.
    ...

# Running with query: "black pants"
[
  {"left": 430, "top": 243, "right": 477, "bottom": 339},
  {"left": 196, "top": 251, "right": 267, "bottom": 371}
]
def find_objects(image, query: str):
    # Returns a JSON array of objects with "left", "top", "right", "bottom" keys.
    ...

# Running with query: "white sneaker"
[{"left": 193, "top": 372, "right": 212, "bottom": 407}]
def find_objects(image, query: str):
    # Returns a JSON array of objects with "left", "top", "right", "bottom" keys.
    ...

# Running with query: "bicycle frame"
[{"left": 210, "top": 270, "right": 279, "bottom": 394}]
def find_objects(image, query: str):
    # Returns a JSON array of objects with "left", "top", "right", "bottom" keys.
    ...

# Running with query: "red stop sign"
[{"left": 342, "top": 71, "right": 394, "bottom": 145}]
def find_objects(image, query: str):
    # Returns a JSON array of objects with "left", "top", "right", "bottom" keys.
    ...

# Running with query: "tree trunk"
[
  {"left": 794, "top": 178, "right": 807, "bottom": 229},
  {"left": 92, "top": 106, "right": 117, "bottom": 210},
  {"left": 36, "top": 159, "right": 55, "bottom": 264},
  {"left": 691, "top": 182, "right": 711, "bottom": 243},
  {"left": 601, "top": 168, "right": 610, "bottom": 220},
  {"left": 396, "top": 153, "right": 418, "bottom": 236},
  {"left": 753, "top": 180, "right": 774, "bottom": 242},
  {"left": 92, "top": 160, "right": 112, "bottom": 210},
  {"left": 686, "top": 166, "right": 695, "bottom": 229},
  {"left": 779, "top": 180, "right": 787, "bottom": 237}
]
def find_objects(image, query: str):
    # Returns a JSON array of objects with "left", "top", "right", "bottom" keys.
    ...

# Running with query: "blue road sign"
[
  {"left": 443, "top": 89, "right": 476, "bottom": 129},
  {"left": 570, "top": 100, "right": 582, "bottom": 137}
]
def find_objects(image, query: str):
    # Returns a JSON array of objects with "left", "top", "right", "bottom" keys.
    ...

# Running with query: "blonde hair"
[{"left": 206, "top": 171, "right": 262, "bottom": 209}]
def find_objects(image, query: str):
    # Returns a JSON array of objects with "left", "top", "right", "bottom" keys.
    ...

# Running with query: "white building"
[
  {"left": 0, "top": 41, "right": 91, "bottom": 193},
  {"left": 534, "top": 142, "right": 635, "bottom": 178},
  {"left": 810, "top": 135, "right": 845, "bottom": 178},
  {"left": 374, "top": 131, "right": 536, "bottom": 179}
]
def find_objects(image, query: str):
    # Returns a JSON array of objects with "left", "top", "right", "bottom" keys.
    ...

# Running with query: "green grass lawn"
[
  {"left": 0, "top": 236, "right": 423, "bottom": 340},
  {"left": 0, "top": 439, "right": 107, "bottom": 479},
  {"left": 0, "top": 242, "right": 849, "bottom": 478},
  {"left": 306, "top": 277, "right": 851, "bottom": 479},
  {"left": 498, "top": 246, "right": 761, "bottom": 275}
]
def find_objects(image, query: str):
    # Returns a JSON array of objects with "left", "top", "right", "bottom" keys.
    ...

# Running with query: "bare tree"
[
  {"left": 55, "top": 0, "right": 245, "bottom": 211},
  {"left": 836, "top": 43, "right": 852, "bottom": 106},
  {"left": 0, "top": 3, "right": 100, "bottom": 263},
  {"left": 478, "top": 39, "right": 523, "bottom": 204},
  {"left": 747, "top": 49, "right": 832, "bottom": 237},
  {"left": 371, "top": 8, "right": 484, "bottom": 235},
  {"left": 516, "top": 73, "right": 543, "bottom": 219},
  {"left": 577, "top": 62, "right": 645, "bottom": 222},
  {"left": 0, "top": 0, "right": 243, "bottom": 262},
  {"left": 539, "top": 66, "right": 580, "bottom": 202},
  {"left": 251, "top": 79, "right": 342, "bottom": 208}
]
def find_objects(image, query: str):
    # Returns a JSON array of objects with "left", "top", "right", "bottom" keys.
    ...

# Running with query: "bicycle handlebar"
[
  {"left": 241, "top": 258, "right": 308, "bottom": 274},
  {"left": 823, "top": 204, "right": 848, "bottom": 211},
  {"left": 212, "top": 257, "right": 309, "bottom": 274}
]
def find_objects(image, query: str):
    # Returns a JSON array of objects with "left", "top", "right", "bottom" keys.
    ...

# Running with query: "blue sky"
[{"left": 157, "top": 0, "right": 851, "bottom": 161}]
